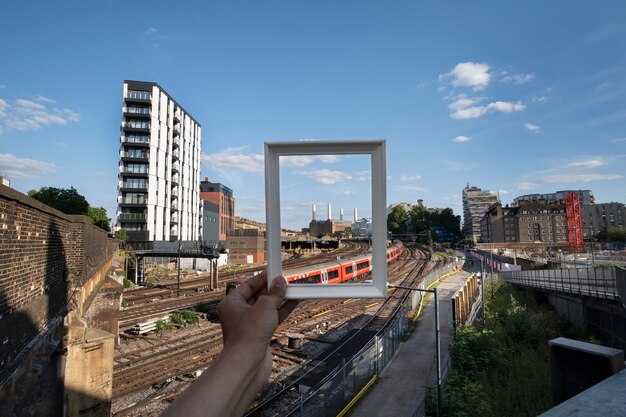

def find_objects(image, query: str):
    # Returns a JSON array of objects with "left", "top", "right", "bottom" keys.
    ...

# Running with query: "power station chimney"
[
  {"left": 354, "top": 207, "right": 358, "bottom": 222},
  {"left": 312, "top": 204, "right": 316, "bottom": 221},
  {"left": 328, "top": 202, "right": 332, "bottom": 220},
  {"left": 340, "top": 208, "right": 344, "bottom": 221}
]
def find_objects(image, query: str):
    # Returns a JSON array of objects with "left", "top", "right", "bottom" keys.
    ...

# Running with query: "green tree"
[
  {"left": 607, "top": 228, "right": 626, "bottom": 242},
  {"left": 116, "top": 228, "right": 128, "bottom": 243},
  {"left": 387, "top": 205, "right": 409, "bottom": 234},
  {"left": 409, "top": 205, "right": 430, "bottom": 233},
  {"left": 28, "top": 186, "right": 89, "bottom": 215},
  {"left": 88, "top": 206, "right": 111, "bottom": 232}
]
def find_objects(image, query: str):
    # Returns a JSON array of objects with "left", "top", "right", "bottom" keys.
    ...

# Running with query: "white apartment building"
[
  {"left": 116, "top": 80, "right": 202, "bottom": 243},
  {"left": 462, "top": 185, "right": 498, "bottom": 243}
]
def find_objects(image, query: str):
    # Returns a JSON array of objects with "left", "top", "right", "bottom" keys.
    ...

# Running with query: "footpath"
[{"left": 349, "top": 263, "right": 481, "bottom": 417}]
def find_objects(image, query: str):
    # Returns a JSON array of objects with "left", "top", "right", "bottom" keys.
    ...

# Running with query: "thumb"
[{"left": 265, "top": 276, "right": 287, "bottom": 308}]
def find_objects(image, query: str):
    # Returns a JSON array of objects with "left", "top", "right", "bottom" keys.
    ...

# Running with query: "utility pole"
[{"left": 177, "top": 238, "right": 182, "bottom": 297}]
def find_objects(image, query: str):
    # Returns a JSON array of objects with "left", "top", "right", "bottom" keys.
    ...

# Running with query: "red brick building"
[{"left": 200, "top": 177, "right": 235, "bottom": 241}]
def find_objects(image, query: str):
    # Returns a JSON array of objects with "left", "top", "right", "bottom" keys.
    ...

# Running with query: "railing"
[
  {"left": 123, "top": 106, "right": 151, "bottom": 115},
  {"left": 122, "top": 121, "right": 150, "bottom": 130},
  {"left": 120, "top": 166, "right": 148, "bottom": 174},
  {"left": 122, "top": 135, "right": 150, "bottom": 144},
  {"left": 500, "top": 268, "right": 618, "bottom": 300},
  {"left": 173, "top": 137, "right": 180, "bottom": 147},
  {"left": 118, "top": 213, "right": 146, "bottom": 221},
  {"left": 126, "top": 90, "right": 151, "bottom": 100},
  {"left": 120, "top": 181, "right": 147, "bottom": 189},
  {"left": 616, "top": 267, "right": 626, "bottom": 310},
  {"left": 121, "top": 151, "right": 149, "bottom": 159},
  {"left": 119, "top": 197, "right": 146, "bottom": 205}
]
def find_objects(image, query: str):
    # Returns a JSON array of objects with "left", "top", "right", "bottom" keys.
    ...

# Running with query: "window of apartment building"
[
  {"left": 124, "top": 178, "right": 147, "bottom": 188},
  {"left": 126, "top": 134, "right": 150, "bottom": 143},
  {"left": 123, "top": 192, "right": 146, "bottom": 204}
]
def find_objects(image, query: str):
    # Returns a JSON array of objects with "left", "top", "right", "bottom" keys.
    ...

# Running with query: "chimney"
[
  {"left": 312, "top": 204, "right": 316, "bottom": 221},
  {"left": 328, "top": 202, "right": 332, "bottom": 220},
  {"left": 354, "top": 207, "right": 358, "bottom": 222},
  {"left": 340, "top": 208, "right": 344, "bottom": 221},
  {"left": 204, "top": 177, "right": 209, "bottom": 182}
]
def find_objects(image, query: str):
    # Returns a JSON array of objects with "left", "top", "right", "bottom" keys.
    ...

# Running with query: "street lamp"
[{"left": 388, "top": 283, "right": 442, "bottom": 417}]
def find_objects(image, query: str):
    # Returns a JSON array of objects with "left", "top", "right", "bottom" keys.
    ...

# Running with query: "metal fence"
[
  {"left": 282, "top": 262, "right": 461, "bottom": 417},
  {"left": 500, "top": 268, "right": 618, "bottom": 300}
]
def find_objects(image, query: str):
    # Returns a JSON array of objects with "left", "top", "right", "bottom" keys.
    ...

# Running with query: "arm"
[{"left": 161, "top": 273, "right": 298, "bottom": 417}]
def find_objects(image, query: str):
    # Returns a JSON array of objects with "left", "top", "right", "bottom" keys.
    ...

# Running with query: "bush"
[
  {"left": 170, "top": 310, "right": 199, "bottom": 326},
  {"left": 123, "top": 278, "right": 132, "bottom": 288},
  {"left": 156, "top": 319, "right": 173, "bottom": 332}
]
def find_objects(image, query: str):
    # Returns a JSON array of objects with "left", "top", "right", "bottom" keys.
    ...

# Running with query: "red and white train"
[{"left": 284, "top": 241, "right": 404, "bottom": 285}]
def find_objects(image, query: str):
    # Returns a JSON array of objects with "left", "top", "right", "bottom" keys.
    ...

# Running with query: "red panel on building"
[{"left": 565, "top": 192, "right": 584, "bottom": 253}]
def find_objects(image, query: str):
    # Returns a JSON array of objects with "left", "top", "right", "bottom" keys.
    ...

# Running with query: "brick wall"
[{"left": 0, "top": 184, "right": 116, "bottom": 378}]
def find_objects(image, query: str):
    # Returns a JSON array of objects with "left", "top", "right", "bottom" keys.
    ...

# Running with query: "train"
[{"left": 284, "top": 240, "right": 404, "bottom": 285}]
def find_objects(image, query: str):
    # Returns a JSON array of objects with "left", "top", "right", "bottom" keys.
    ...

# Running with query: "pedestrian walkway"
[{"left": 349, "top": 264, "right": 481, "bottom": 417}]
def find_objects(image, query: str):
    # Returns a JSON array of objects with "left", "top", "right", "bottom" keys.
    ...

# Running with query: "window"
[
  {"left": 126, "top": 119, "right": 150, "bottom": 129},
  {"left": 127, "top": 90, "right": 151, "bottom": 100},
  {"left": 126, "top": 134, "right": 150, "bottom": 143}
]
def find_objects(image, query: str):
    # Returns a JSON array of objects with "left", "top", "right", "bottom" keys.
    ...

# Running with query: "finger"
[
  {"left": 231, "top": 271, "right": 267, "bottom": 301},
  {"left": 278, "top": 300, "right": 299, "bottom": 324},
  {"left": 263, "top": 276, "right": 288, "bottom": 309}
]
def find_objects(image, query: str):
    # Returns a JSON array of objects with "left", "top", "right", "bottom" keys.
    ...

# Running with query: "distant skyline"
[{"left": 1, "top": 1, "right": 625, "bottom": 230}]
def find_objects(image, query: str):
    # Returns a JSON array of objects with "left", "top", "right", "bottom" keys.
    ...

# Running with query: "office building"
[
  {"left": 116, "top": 80, "right": 202, "bottom": 243},
  {"left": 462, "top": 185, "right": 498, "bottom": 242},
  {"left": 200, "top": 177, "right": 235, "bottom": 241},
  {"left": 512, "top": 190, "right": 594, "bottom": 207},
  {"left": 582, "top": 202, "right": 625, "bottom": 239}
]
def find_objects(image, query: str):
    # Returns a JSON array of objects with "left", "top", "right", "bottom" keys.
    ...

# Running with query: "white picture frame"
[{"left": 264, "top": 140, "right": 387, "bottom": 299}]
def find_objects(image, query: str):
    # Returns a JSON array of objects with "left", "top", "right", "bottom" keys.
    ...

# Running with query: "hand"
[{"left": 162, "top": 272, "right": 299, "bottom": 417}]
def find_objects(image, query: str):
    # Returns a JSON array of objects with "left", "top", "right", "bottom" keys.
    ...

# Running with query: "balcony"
[
  {"left": 172, "top": 161, "right": 180, "bottom": 173},
  {"left": 118, "top": 213, "right": 147, "bottom": 222},
  {"left": 172, "top": 136, "right": 180, "bottom": 148},
  {"left": 120, "top": 166, "right": 149, "bottom": 177},
  {"left": 121, "top": 135, "right": 150, "bottom": 148},
  {"left": 173, "top": 126, "right": 180, "bottom": 137},
  {"left": 171, "top": 201, "right": 178, "bottom": 210},
  {"left": 121, "top": 151, "right": 149, "bottom": 162},
  {"left": 172, "top": 149, "right": 179, "bottom": 161},
  {"left": 123, "top": 106, "right": 151, "bottom": 119},
  {"left": 171, "top": 214, "right": 179, "bottom": 224},
  {"left": 122, "top": 120, "right": 150, "bottom": 132},
  {"left": 173, "top": 110, "right": 181, "bottom": 124},
  {"left": 118, "top": 196, "right": 147, "bottom": 206},
  {"left": 119, "top": 181, "right": 148, "bottom": 191},
  {"left": 171, "top": 175, "right": 179, "bottom": 186},
  {"left": 124, "top": 90, "right": 151, "bottom": 104},
  {"left": 171, "top": 188, "right": 179, "bottom": 198}
]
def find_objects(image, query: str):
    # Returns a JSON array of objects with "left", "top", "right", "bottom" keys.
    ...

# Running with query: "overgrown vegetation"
[
  {"left": 426, "top": 280, "right": 588, "bottom": 417},
  {"left": 170, "top": 310, "right": 199, "bottom": 326},
  {"left": 155, "top": 319, "right": 173, "bottom": 332},
  {"left": 123, "top": 278, "right": 132, "bottom": 288}
]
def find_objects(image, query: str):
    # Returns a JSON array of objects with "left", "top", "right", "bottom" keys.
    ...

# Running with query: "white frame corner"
[{"left": 264, "top": 139, "right": 387, "bottom": 299}]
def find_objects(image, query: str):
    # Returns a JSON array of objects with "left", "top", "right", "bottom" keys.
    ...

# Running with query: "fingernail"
[{"left": 273, "top": 276, "right": 286, "bottom": 288}]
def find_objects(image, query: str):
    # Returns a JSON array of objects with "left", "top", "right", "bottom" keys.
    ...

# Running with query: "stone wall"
[{"left": 0, "top": 184, "right": 116, "bottom": 387}]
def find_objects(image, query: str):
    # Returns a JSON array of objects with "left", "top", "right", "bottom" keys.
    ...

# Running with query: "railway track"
[
  {"left": 111, "top": 244, "right": 434, "bottom": 416},
  {"left": 245, "top": 246, "right": 435, "bottom": 417}
]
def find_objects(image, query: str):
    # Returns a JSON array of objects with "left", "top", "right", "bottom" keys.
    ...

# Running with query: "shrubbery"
[{"left": 426, "top": 280, "right": 586, "bottom": 417}]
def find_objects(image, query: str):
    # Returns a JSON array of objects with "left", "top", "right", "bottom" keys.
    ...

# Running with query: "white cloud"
[
  {"left": 498, "top": 189, "right": 510, "bottom": 195},
  {"left": 501, "top": 73, "right": 535, "bottom": 84},
  {"left": 298, "top": 169, "right": 352, "bottom": 185},
  {"left": 353, "top": 170, "right": 371, "bottom": 181},
  {"left": 201, "top": 149, "right": 264, "bottom": 173},
  {"left": 440, "top": 62, "right": 492, "bottom": 91},
  {"left": 35, "top": 95, "right": 56, "bottom": 103},
  {"left": 453, "top": 135, "right": 471, "bottom": 143},
  {"left": 0, "top": 85, "right": 5, "bottom": 89},
  {"left": 524, "top": 122, "right": 540, "bottom": 133},
  {"left": 15, "top": 99, "right": 46, "bottom": 110},
  {"left": 595, "top": 82, "right": 610, "bottom": 92},
  {"left": 145, "top": 27, "right": 158, "bottom": 35},
  {"left": 343, "top": 191, "right": 357, "bottom": 196},
  {"left": 0, "top": 153, "right": 57, "bottom": 179},
  {"left": 396, "top": 185, "right": 430, "bottom": 193},
  {"left": 544, "top": 174, "right": 622, "bottom": 183},
  {"left": 0, "top": 97, "right": 80, "bottom": 132},
  {"left": 400, "top": 175, "right": 422, "bottom": 181},
  {"left": 532, "top": 96, "right": 548, "bottom": 103},
  {"left": 280, "top": 154, "right": 342, "bottom": 168},
  {"left": 610, "top": 137, "right": 626, "bottom": 143},
  {"left": 449, "top": 96, "right": 526, "bottom": 120},
  {"left": 566, "top": 160, "right": 606, "bottom": 169},
  {"left": 517, "top": 182, "right": 540, "bottom": 190}
]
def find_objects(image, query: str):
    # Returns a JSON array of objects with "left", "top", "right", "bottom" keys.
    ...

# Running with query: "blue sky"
[{"left": 1, "top": 1, "right": 625, "bottom": 230}]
